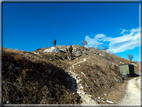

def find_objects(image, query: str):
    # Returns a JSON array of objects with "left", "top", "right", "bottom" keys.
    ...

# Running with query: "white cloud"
[
  {"left": 85, "top": 27, "right": 140, "bottom": 54},
  {"left": 95, "top": 34, "right": 106, "bottom": 40},
  {"left": 121, "top": 29, "right": 129, "bottom": 34},
  {"left": 85, "top": 35, "right": 102, "bottom": 48}
]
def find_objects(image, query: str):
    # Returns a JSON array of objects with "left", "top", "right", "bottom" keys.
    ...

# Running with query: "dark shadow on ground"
[
  {"left": 2, "top": 51, "right": 80, "bottom": 104},
  {"left": 133, "top": 73, "right": 139, "bottom": 77}
]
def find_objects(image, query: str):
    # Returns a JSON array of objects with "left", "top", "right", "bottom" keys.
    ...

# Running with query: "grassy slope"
[{"left": 2, "top": 45, "right": 140, "bottom": 104}]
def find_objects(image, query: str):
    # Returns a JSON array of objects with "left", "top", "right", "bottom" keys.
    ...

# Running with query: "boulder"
[
  {"left": 89, "top": 49, "right": 95, "bottom": 53},
  {"left": 72, "top": 50, "right": 82, "bottom": 56},
  {"left": 44, "top": 47, "right": 62, "bottom": 53},
  {"left": 95, "top": 52, "right": 99, "bottom": 55},
  {"left": 85, "top": 48, "right": 89, "bottom": 51},
  {"left": 68, "top": 55, "right": 74, "bottom": 60},
  {"left": 100, "top": 52, "right": 106, "bottom": 57},
  {"left": 82, "top": 52, "right": 88, "bottom": 56},
  {"left": 60, "top": 48, "right": 67, "bottom": 51}
]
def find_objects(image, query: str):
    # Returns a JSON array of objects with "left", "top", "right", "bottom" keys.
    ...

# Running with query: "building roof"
[{"left": 119, "top": 64, "right": 134, "bottom": 66}]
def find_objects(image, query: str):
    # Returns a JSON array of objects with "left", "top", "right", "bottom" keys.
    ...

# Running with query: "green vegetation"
[
  {"left": 52, "top": 39, "right": 56, "bottom": 46},
  {"left": 69, "top": 45, "right": 73, "bottom": 54}
]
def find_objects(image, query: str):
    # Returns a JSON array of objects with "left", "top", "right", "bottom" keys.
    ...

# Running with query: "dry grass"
[
  {"left": 2, "top": 47, "right": 82, "bottom": 104},
  {"left": 2, "top": 46, "right": 140, "bottom": 104},
  {"left": 103, "top": 80, "right": 128, "bottom": 104},
  {"left": 73, "top": 58, "right": 124, "bottom": 104}
]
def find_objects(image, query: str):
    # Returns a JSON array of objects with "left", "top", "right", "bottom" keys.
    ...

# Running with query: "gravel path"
[
  {"left": 118, "top": 77, "right": 140, "bottom": 105},
  {"left": 68, "top": 57, "right": 98, "bottom": 104},
  {"left": 68, "top": 57, "right": 141, "bottom": 105}
]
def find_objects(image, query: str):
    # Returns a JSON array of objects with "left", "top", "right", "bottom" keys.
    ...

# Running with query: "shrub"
[
  {"left": 81, "top": 40, "right": 88, "bottom": 46},
  {"left": 127, "top": 54, "right": 134, "bottom": 62},
  {"left": 69, "top": 45, "right": 73, "bottom": 54},
  {"left": 52, "top": 39, "right": 56, "bottom": 46}
]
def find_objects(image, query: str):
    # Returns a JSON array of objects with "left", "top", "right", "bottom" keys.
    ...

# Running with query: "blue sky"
[{"left": 3, "top": 3, "right": 140, "bottom": 61}]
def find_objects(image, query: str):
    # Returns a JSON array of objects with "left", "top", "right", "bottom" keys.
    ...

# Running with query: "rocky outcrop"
[
  {"left": 68, "top": 55, "right": 74, "bottom": 60},
  {"left": 99, "top": 52, "right": 106, "bottom": 57},
  {"left": 44, "top": 47, "right": 62, "bottom": 53},
  {"left": 72, "top": 50, "right": 82, "bottom": 56},
  {"left": 82, "top": 51, "right": 88, "bottom": 56},
  {"left": 95, "top": 52, "right": 99, "bottom": 55},
  {"left": 72, "top": 50, "right": 88, "bottom": 56},
  {"left": 89, "top": 49, "right": 95, "bottom": 53}
]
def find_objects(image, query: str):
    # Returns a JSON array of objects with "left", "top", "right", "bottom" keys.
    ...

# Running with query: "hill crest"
[{"left": 2, "top": 45, "right": 140, "bottom": 104}]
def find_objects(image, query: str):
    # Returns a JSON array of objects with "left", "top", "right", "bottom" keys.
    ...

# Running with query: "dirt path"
[
  {"left": 67, "top": 57, "right": 98, "bottom": 104},
  {"left": 67, "top": 57, "right": 141, "bottom": 105},
  {"left": 118, "top": 77, "right": 140, "bottom": 105}
]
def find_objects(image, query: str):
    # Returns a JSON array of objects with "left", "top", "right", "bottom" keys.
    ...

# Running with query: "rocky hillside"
[{"left": 2, "top": 45, "right": 140, "bottom": 104}]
